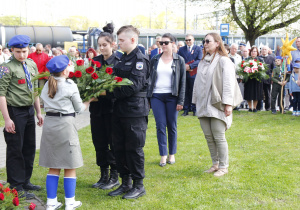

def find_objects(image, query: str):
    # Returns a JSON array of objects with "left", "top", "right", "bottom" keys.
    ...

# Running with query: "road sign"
[{"left": 220, "top": 24, "right": 230, "bottom": 36}]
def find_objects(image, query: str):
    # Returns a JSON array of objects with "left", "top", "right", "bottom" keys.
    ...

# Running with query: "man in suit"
[{"left": 178, "top": 34, "right": 203, "bottom": 116}]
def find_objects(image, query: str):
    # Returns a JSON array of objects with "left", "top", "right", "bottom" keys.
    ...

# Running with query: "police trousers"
[
  {"left": 112, "top": 115, "right": 147, "bottom": 180},
  {"left": 4, "top": 105, "right": 36, "bottom": 190},
  {"left": 90, "top": 113, "right": 116, "bottom": 170}
]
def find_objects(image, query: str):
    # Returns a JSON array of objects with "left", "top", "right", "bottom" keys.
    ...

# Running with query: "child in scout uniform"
[
  {"left": 39, "top": 55, "right": 94, "bottom": 210},
  {"left": 0, "top": 35, "right": 43, "bottom": 199},
  {"left": 289, "top": 63, "right": 300, "bottom": 116},
  {"left": 271, "top": 56, "right": 289, "bottom": 114}
]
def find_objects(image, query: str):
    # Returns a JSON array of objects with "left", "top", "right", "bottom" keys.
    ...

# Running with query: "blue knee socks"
[
  {"left": 46, "top": 174, "right": 59, "bottom": 199},
  {"left": 64, "top": 177, "right": 77, "bottom": 198}
]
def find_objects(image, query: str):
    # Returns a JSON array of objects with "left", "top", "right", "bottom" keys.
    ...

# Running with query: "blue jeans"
[{"left": 151, "top": 93, "right": 178, "bottom": 156}]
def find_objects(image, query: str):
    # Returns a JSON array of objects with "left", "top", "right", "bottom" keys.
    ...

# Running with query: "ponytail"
[{"left": 48, "top": 72, "right": 63, "bottom": 98}]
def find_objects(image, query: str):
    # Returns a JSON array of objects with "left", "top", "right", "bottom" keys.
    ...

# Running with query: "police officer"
[
  {"left": 0, "top": 35, "right": 43, "bottom": 199},
  {"left": 106, "top": 25, "right": 149, "bottom": 199},
  {"left": 89, "top": 23, "right": 120, "bottom": 190}
]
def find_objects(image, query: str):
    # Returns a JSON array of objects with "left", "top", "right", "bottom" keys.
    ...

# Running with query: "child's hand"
[
  {"left": 297, "top": 80, "right": 300, "bottom": 86},
  {"left": 278, "top": 81, "right": 282, "bottom": 85},
  {"left": 283, "top": 81, "right": 287, "bottom": 85}
]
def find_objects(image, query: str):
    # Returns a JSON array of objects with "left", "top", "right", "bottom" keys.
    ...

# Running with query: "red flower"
[
  {"left": 76, "top": 60, "right": 84, "bottom": 66},
  {"left": 74, "top": 71, "right": 82, "bottom": 78},
  {"left": 88, "top": 58, "right": 92, "bottom": 61},
  {"left": 91, "top": 72, "right": 99, "bottom": 80},
  {"left": 241, "top": 64, "right": 244, "bottom": 67},
  {"left": 69, "top": 72, "right": 74, "bottom": 78},
  {"left": 86, "top": 67, "right": 95, "bottom": 74},
  {"left": 106, "top": 67, "right": 113, "bottom": 75},
  {"left": 259, "top": 62, "right": 262, "bottom": 65},
  {"left": 250, "top": 62, "right": 253, "bottom": 66},
  {"left": 91, "top": 60, "right": 95, "bottom": 66},
  {"left": 29, "top": 202, "right": 36, "bottom": 210},
  {"left": 254, "top": 59, "right": 257, "bottom": 61},
  {"left": 0, "top": 193, "right": 4, "bottom": 200},
  {"left": 242, "top": 60, "right": 245, "bottom": 63},
  {"left": 114, "top": 76, "right": 123, "bottom": 82},
  {"left": 93, "top": 61, "right": 101, "bottom": 68},
  {"left": 13, "top": 197, "right": 19, "bottom": 206},
  {"left": 3, "top": 188, "right": 10, "bottom": 193},
  {"left": 0, "top": 183, "right": 3, "bottom": 189},
  {"left": 11, "top": 189, "right": 18, "bottom": 197}
]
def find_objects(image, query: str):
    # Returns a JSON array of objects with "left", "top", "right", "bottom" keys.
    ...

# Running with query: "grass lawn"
[
  {"left": 1, "top": 111, "right": 300, "bottom": 209},
  {"left": 0, "top": 113, "right": 4, "bottom": 127}
]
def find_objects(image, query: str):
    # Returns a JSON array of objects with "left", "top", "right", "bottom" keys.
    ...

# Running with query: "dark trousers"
[
  {"left": 271, "top": 83, "right": 284, "bottom": 111},
  {"left": 183, "top": 76, "right": 196, "bottom": 112},
  {"left": 150, "top": 93, "right": 178, "bottom": 156},
  {"left": 4, "top": 106, "right": 36, "bottom": 190},
  {"left": 256, "top": 83, "right": 271, "bottom": 110},
  {"left": 112, "top": 116, "right": 147, "bottom": 180},
  {"left": 292, "top": 92, "right": 300, "bottom": 111},
  {"left": 90, "top": 113, "right": 116, "bottom": 170}
]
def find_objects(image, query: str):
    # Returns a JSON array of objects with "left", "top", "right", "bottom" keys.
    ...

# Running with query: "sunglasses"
[
  {"left": 185, "top": 39, "right": 192, "bottom": 42},
  {"left": 159, "top": 41, "right": 173, "bottom": 45},
  {"left": 202, "top": 39, "right": 213, "bottom": 45}
]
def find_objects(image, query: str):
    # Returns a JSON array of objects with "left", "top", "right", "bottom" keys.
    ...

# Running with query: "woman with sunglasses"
[
  {"left": 147, "top": 33, "right": 186, "bottom": 166},
  {"left": 192, "top": 33, "right": 237, "bottom": 177}
]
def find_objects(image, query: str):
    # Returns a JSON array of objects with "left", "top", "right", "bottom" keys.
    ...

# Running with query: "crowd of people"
[{"left": 0, "top": 24, "right": 300, "bottom": 210}]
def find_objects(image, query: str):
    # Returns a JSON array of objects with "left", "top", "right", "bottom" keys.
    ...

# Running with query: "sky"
[{"left": 0, "top": 0, "right": 215, "bottom": 29}]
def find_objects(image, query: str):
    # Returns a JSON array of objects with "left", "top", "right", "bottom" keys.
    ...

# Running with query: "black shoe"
[
  {"left": 248, "top": 109, "right": 253, "bottom": 112},
  {"left": 101, "top": 170, "right": 120, "bottom": 190},
  {"left": 181, "top": 111, "right": 188, "bottom": 116},
  {"left": 253, "top": 109, "right": 258, "bottom": 113},
  {"left": 266, "top": 108, "right": 271, "bottom": 111},
  {"left": 108, "top": 175, "right": 132, "bottom": 196},
  {"left": 193, "top": 112, "right": 196, "bottom": 116},
  {"left": 159, "top": 162, "right": 166, "bottom": 167},
  {"left": 18, "top": 190, "right": 35, "bottom": 200},
  {"left": 271, "top": 110, "right": 276, "bottom": 114},
  {"left": 23, "top": 182, "right": 41, "bottom": 191},
  {"left": 92, "top": 168, "right": 109, "bottom": 188},
  {"left": 122, "top": 179, "right": 146, "bottom": 199}
]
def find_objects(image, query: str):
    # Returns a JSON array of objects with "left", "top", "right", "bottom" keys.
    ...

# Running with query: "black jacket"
[
  {"left": 258, "top": 55, "right": 275, "bottom": 84},
  {"left": 112, "top": 47, "right": 150, "bottom": 117},
  {"left": 89, "top": 53, "right": 120, "bottom": 116},
  {"left": 147, "top": 53, "right": 186, "bottom": 105}
]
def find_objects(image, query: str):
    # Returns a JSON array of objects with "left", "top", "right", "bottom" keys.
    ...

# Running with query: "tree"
[
  {"left": 58, "top": 16, "right": 99, "bottom": 30},
  {"left": 193, "top": 0, "right": 300, "bottom": 46},
  {"left": 0, "top": 16, "right": 25, "bottom": 26}
]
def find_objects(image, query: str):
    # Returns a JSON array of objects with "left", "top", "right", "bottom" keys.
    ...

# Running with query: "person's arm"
[
  {"left": 34, "top": 97, "right": 43, "bottom": 126},
  {"left": 222, "top": 58, "right": 235, "bottom": 116},
  {"left": 0, "top": 96, "right": 15, "bottom": 133},
  {"left": 177, "top": 57, "right": 186, "bottom": 111}
]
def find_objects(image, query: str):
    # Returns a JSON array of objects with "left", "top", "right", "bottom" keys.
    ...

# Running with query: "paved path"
[{"left": 0, "top": 109, "right": 90, "bottom": 168}]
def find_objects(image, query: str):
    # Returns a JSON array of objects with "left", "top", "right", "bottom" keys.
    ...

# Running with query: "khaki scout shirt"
[{"left": 0, "top": 56, "right": 38, "bottom": 107}]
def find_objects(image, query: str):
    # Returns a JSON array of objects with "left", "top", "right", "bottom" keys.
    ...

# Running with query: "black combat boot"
[
  {"left": 122, "top": 179, "right": 146, "bottom": 199},
  {"left": 100, "top": 170, "right": 120, "bottom": 190},
  {"left": 92, "top": 168, "right": 109, "bottom": 188},
  {"left": 108, "top": 175, "right": 132, "bottom": 196}
]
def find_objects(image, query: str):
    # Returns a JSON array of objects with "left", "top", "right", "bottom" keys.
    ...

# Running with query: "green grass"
[
  {"left": 1, "top": 111, "right": 300, "bottom": 209},
  {"left": 0, "top": 113, "right": 4, "bottom": 127}
]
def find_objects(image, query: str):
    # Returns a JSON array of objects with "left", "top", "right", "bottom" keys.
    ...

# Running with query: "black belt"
[
  {"left": 46, "top": 112, "right": 75, "bottom": 117},
  {"left": 133, "top": 92, "right": 147, "bottom": 97}
]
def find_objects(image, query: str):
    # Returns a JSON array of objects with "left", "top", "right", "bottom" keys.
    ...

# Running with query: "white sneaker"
[
  {"left": 297, "top": 111, "right": 300, "bottom": 116},
  {"left": 292, "top": 111, "right": 297, "bottom": 116},
  {"left": 46, "top": 197, "right": 62, "bottom": 210},
  {"left": 65, "top": 197, "right": 82, "bottom": 210}
]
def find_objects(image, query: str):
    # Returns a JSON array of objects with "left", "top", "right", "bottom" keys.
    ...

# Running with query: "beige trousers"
[{"left": 199, "top": 117, "right": 229, "bottom": 169}]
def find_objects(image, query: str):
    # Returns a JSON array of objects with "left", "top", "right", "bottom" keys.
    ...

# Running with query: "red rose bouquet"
[
  {"left": 237, "top": 59, "right": 269, "bottom": 82},
  {"left": 69, "top": 59, "right": 133, "bottom": 101},
  {"left": 0, "top": 183, "right": 36, "bottom": 209}
]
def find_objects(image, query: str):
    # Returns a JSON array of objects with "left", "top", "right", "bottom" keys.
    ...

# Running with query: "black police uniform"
[
  {"left": 110, "top": 47, "right": 149, "bottom": 197},
  {"left": 89, "top": 53, "right": 120, "bottom": 188}
]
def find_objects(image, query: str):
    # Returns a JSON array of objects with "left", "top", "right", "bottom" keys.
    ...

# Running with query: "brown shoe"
[
  {"left": 214, "top": 168, "right": 228, "bottom": 177},
  {"left": 204, "top": 164, "right": 219, "bottom": 173}
]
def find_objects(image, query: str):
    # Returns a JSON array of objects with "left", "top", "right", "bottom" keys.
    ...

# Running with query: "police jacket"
[
  {"left": 89, "top": 53, "right": 120, "bottom": 116},
  {"left": 147, "top": 53, "right": 186, "bottom": 106},
  {"left": 112, "top": 47, "right": 150, "bottom": 117}
]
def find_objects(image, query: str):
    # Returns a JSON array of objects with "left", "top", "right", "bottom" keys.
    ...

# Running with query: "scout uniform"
[
  {"left": 39, "top": 55, "right": 84, "bottom": 210},
  {"left": 0, "top": 35, "right": 40, "bottom": 199},
  {"left": 271, "top": 56, "right": 290, "bottom": 113}
]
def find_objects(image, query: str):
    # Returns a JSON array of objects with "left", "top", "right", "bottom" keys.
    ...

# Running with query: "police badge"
[{"left": 136, "top": 62, "right": 143, "bottom": 70}]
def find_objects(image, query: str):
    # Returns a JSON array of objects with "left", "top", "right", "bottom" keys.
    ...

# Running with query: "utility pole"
[
  {"left": 184, "top": 0, "right": 187, "bottom": 34},
  {"left": 165, "top": 6, "right": 168, "bottom": 29}
]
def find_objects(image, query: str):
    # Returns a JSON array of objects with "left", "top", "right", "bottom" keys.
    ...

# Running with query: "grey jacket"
[{"left": 147, "top": 53, "right": 186, "bottom": 105}]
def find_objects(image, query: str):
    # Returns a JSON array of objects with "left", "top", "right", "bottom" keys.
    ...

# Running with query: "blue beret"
[
  {"left": 293, "top": 63, "right": 300, "bottom": 69},
  {"left": 8, "top": 35, "right": 30, "bottom": 48},
  {"left": 46, "top": 55, "right": 70, "bottom": 73},
  {"left": 239, "top": 43, "right": 246, "bottom": 47},
  {"left": 295, "top": 57, "right": 300, "bottom": 62},
  {"left": 275, "top": 56, "right": 282, "bottom": 60}
]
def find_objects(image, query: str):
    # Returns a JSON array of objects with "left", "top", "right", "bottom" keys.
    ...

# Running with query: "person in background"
[
  {"left": 75, "top": 50, "right": 82, "bottom": 60},
  {"left": 241, "top": 48, "right": 249, "bottom": 60},
  {"left": 147, "top": 33, "right": 186, "bottom": 167},
  {"left": 238, "top": 42, "right": 246, "bottom": 56},
  {"left": 0, "top": 35, "right": 43, "bottom": 199},
  {"left": 3, "top": 48, "right": 11, "bottom": 57},
  {"left": 229, "top": 43, "right": 242, "bottom": 69},
  {"left": 39, "top": 55, "right": 94, "bottom": 210},
  {"left": 177, "top": 41, "right": 185, "bottom": 50},
  {"left": 275, "top": 45, "right": 282, "bottom": 57},
  {"left": 68, "top": 47, "right": 77, "bottom": 65},
  {"left": 268, "top": 47, "right": 275, "bottom": 58},
  {"left": 178, "top": 34, "right": 203, "bottom": 116},
  {"left": 0, "top": 45, "right": 10, "bottom": 64},
  {"left": 289, "top": 63, "right": 300, "bottom": 116},
  {"left": 29, "top": 46, "right": 36, "bottom": 54},
  {"left": 45, "top": 44, "right": 52, "bottom": 56},
  {"left": 84, "top": 48, "right": 97, "bottom": 65}
]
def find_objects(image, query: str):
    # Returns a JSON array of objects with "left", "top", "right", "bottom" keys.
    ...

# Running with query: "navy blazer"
[{"left": 177, "top": 45, "right": 203, "bottom": 78}]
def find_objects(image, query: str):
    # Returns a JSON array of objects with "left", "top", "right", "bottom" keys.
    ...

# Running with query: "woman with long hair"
[{"left": 192, "top": 33, "right": 237, "bottom": 177}]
